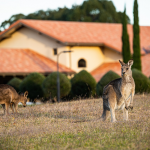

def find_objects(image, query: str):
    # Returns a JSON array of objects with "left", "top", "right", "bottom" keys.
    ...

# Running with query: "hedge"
[
  {"left": 132, "top": 69, "right": 150, "bottom": 93},
  {"left": 96, "top": 71, "right": 120, "bottom": 96},
  {"left": 42, "top": 72, "right": 71, "bottom": 100},
  {"left": 71, "top": 70, "right": 96, "bottom": 98},
  {"left": 7, "top": 77, "right": 22, "bottom": 92},
  {"left": 19, "top": 72, "right": 45, "bottom": 100}
]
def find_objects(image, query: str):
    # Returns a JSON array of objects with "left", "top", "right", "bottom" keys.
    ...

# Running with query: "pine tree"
[
  {"left": 132, "top": 0, "right": 141, "bottom": 71},
  {"left": 122, "top": 7, "right": 131, "bottom": 63}
]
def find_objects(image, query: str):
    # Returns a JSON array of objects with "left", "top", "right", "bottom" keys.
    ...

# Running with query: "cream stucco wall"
[
  {"left": 65, "top": 46, "right": 105, "bottom": 72},
  {"left": 103, "top": 47, "right": 122, "bottom": 62},
  {"left": 0, "top": 27, "right": 68, "bottom": 67}
]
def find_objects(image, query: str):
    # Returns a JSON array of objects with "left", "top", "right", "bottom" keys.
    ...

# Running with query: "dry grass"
[{"left": 0, "top": 94, "right": 150, "bottom": 150}]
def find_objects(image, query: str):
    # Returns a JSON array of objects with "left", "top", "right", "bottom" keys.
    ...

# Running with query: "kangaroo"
[
  {"left": 101, "top": 59, "right": 135, "bottom": 123},
  {"left": 0, "top": 84, "right": 28, "bottom": 115}
]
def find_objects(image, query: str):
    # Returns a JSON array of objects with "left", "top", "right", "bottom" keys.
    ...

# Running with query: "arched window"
[{"left": 78, "top": 59, "right": 86, "bottom": 67}]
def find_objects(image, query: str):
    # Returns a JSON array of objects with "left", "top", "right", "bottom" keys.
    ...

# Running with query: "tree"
[
  {"left": 0, "top": 14, "right": 25, "bottom": 31},
  {"left": 122, "top": 7, "right": 131, "bottom": 63},
  {"left": 132, "top": 0, "right": 141, "bottom": 71},
  {"left": 0, "top": 0, "right": 130, "bottom": 30}
]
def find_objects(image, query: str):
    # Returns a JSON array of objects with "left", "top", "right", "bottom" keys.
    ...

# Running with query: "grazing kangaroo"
[
  {"left": 0, "top": 84, "right": 28, "bottom": 115},
  {"left": 101, "top": 60, "right": 135, "bottom": 123}
]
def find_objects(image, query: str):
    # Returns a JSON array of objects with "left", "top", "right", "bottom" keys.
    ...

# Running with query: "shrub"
[
  {"left": 71, "top": 70, "right": 96, "bottom": 98},
  {"left": 132, "top": 69, "right": 150, "bottom": 93},
  {"left": 96, "top": 71, "right": 120, "bottom": 97},
  {"left": 7, "top": 77, "right": 22, "bottom": 92},
  {"left": 42, "top": 72, "right": 71, "bottom": 99},
  {"left": 19, "top": 72, "right": 45, "bottom": 100}
]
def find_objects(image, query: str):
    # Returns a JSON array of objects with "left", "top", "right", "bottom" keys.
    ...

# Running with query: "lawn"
[{"left": 0, "top": 94, "right": 150, "bottom": 150}]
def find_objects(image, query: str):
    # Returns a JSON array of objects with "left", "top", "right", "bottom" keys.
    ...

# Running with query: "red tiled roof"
[
  {"left": 1, "top": 19, "right": 150, "bottom": 54},
  {"left": 91, "top": 55, "right": 150, "bottom": 82},
  {"left": 0, "top": 48, "right": 75, "bottom": 74},
  {"left": 91, "top": 62, "right": 121, "bottom": 82},
  {"left": 141, "top": 53, "right": 150, "bottom": 78}
]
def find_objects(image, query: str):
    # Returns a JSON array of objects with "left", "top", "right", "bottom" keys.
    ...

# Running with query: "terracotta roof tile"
[
  {"left": 91, "top": 55, "right": 150, "bottom": 82},
  {"left": 91, "top": 62, "right": 121, "bottom": 82},
  {"left": 1, "top": 19, "right": 150, "bottom": 54},
  {"left": 0, "top": 48, "right": 75, "bottom": 74},
  {"left": 141, "top": 53, "right": 150, "bottom": 78}
]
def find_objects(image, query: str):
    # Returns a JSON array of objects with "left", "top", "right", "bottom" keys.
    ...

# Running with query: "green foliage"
[
  {"left": 96, "top": 71, "right": 120, "bottom": 96},
  {"left": 7, "top": 77, "right": 22, "bottom": 92},
  {"left": 122, "top": 7, "right": 131, "bottom": 63},
  {"left": 118, "top": 11, "right": 130, "bottom": 24},
  {"left": 42, "top": 72, "right": 71, "bottom": 99},
  {"left": 132, "top": 69, "right": 150, "bottom": 93},
  {"left": 19, "top": 72, "right": 45, "bottom": 100},
  {"left": 0, "top": 0, "right": 130, "bottom": 30},
  {"left": 0, "top": 14, "right": 25, "bottom": 30},
  {"left": 71, "top": 70, "right": 96, "bottom": 98},
  {"left": 132, "top": 0, "right": 141, "bottom": 71}
]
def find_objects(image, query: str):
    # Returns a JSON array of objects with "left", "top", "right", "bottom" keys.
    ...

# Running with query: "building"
[{"left": 0, "top": 19, "right": 150, "bottom": 83}]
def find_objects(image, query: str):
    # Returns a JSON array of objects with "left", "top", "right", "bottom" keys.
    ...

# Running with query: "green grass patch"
[{"left": 0, "top": 95, "right": 150, "bottom": 149}]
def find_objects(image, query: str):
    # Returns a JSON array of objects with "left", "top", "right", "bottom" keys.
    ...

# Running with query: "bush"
[
  {"left": 96, "top": 71, "right": 120, "bottom": 97},
  {"left": 132, "top": 69, "right": 150, "bottom": 93},
  {"left": 42, "top": 72, "right": 71, "bottom": 99},
  {"left": 7, "top": 77, "right": 22, "bottom": 92},
  {"left": 71, "top": 70, "right": 96, "bottom": 98},
  {"left": 19, "top": 72, "right": 45, "bottom": 100}
]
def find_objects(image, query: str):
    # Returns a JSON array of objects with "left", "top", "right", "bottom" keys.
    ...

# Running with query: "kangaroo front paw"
[
  {"left": 129, "top": 106, "right": 133, "bottom": 110},
  {"left": 125, "top": 106, "right": 133, "bottom": 110}
]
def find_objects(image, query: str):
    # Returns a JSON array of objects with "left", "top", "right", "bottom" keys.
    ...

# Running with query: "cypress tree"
[
  {"left": 132, "top": 0, "right": 141, "bottom": 71},
  {"left": 122, "top": 7, "right": 131, "bottom": 63}
]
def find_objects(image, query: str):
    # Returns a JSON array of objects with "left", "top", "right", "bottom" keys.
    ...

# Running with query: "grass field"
[{"left": 0, "top": 94, "right": 150, "bottom": 150}]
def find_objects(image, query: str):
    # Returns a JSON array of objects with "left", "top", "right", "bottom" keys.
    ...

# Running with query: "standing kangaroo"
[
  {"left": 0, "top": 84, "right": 28, "bottom": 115},
  {"left": 101, "top": 60, "right": 135, "bottom": 122}
]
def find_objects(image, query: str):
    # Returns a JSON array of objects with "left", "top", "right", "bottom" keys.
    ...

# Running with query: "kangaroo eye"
[{"left": 126, "top": 68, "right": 128, "bottom": 70}]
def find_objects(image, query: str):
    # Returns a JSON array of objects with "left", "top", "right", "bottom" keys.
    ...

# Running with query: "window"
[
  {"left": 53, "top": 48, "right": 57, "bottom": 55},
  {"left": 78, "top": 59, "right": 86, "bottom": 67}
]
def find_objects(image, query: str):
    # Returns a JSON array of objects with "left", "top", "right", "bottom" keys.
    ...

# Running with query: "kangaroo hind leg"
[
  {"left": 1, "top": 104, "right": 5, "bottom": 115},
  {"left": 108, "top": 87, "right": 117, "bottom": 123},
  {"left": 101, "top": 105, "right": 110, "bottom": 121},
  {"left": 123, "top": 108, "right": 128, "bottom": 121}
]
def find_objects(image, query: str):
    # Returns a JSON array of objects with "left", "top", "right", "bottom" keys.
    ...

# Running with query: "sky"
[{"left": 0, "top": 0, "right": 150, "bottom": 27}]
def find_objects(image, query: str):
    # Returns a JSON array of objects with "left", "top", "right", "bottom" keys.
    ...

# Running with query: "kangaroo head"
[
  {"left": 119, "top": 60, "right": 133, "bottom": 77},
  {"left": 20, "top": 91, "right": 28, "bottom": 107}
]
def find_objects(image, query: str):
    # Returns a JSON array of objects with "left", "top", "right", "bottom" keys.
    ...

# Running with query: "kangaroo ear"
[
  {"left": 24, "top": 91, "right": 28, "bottom": 97},
  {"left": 119, "top": 60, "right": 125, "bottom": 66},
  {"left": 128, "top": 59, "right": 133, "bottom": 67}
]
